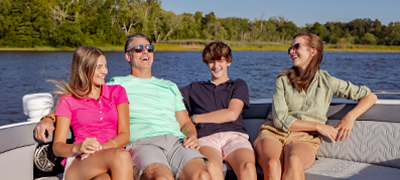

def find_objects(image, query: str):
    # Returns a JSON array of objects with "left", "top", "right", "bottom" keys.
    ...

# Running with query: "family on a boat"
[{"left": 33, "top": 33, "right": 377, "bottom": 180}]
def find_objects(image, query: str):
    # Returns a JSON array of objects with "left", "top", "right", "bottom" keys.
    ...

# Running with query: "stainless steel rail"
[{"left": 372, "top": 90, "right": 400, "bottom": 94}]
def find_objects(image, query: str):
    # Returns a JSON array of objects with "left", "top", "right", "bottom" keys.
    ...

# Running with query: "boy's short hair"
[{"left": 202, "top": 41, "right": 232, "bottom": 63}]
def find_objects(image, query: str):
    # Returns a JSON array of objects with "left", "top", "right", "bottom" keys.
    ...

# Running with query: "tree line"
[{"left": 0, "top": 0, "right": 399, "bottom": 48}]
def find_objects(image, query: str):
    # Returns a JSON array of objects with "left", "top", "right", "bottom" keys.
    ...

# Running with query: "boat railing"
[{"left": 372, "top": 90, "right": 400, "bottom": 94}]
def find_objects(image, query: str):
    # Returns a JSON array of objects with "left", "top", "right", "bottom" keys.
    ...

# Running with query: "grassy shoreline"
[{"left": 1, "top": 42, "right": 399, "bottom": 52}]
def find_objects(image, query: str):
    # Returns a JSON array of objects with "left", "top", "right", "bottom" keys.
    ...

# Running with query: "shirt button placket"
[{"left": 99, "top": 100, "right": 103, "bottom": 121}]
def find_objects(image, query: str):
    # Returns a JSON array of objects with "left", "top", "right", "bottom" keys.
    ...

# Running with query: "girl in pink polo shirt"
[{"left": 52, "top": 46, "right": 133, "bottom": 180}]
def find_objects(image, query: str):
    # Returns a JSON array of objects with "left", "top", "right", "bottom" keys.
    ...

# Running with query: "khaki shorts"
[
  {"left": 253, "top": 121, "right": 322, "bottom": 154},
  {"left": 126, "top": 134, "right": 207, "bottom": 180}
]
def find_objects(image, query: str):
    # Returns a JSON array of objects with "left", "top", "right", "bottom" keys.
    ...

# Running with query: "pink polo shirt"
[{"left": 55, "top": 84, "right": 129, "bottom": 145}]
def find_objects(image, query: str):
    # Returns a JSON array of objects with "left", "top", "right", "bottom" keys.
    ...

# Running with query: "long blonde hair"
[{"left": 52, "top": 46, "right": 105, "bottom": 98}]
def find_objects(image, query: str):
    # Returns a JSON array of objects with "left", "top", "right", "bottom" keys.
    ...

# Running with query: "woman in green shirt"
[{"left": 253, "top": 33, "right": 377, "bottom": 180}]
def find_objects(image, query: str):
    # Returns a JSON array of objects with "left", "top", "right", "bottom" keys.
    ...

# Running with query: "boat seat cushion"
[
  {"left": 318, "top": 119, "right": 400, "bottom": 169},
  {"left": 35, "top": 174, "right": 62, "bottom": 180},
  {"left": 304, "top": 157, "right": 400, "bottom": 180}
]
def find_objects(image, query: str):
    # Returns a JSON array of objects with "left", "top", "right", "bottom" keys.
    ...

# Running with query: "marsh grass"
[
  {"left": 0, "top": 40, "right": 399, "bottom": 52},
  {"left": 158, "top": 40, "right": 400, "bottom": 52}
]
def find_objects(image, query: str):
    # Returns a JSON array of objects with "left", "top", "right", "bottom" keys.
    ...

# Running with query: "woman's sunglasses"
[
  {"left": 133, "top": 44, "right": 154, "bottom": 53},
  {"left": 288, "top": 43, "right": 300, "bottom": 55}
]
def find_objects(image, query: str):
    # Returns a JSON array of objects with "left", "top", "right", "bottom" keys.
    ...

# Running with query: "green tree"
[
  {"left": 221, "top": 17, "right": 250, "bottom": 41},
  {"left": 306, "top": 22, "right": 329, "bottom": 42},
  {"left": 361, "top": 32, "right": 377, "bottom": 45}
]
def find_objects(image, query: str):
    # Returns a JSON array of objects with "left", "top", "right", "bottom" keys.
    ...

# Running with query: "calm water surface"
[{"left": 1, "top": 51, "right": 399, "bottom": 125}]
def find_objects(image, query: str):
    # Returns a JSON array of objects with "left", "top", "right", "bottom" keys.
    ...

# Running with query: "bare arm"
[
  {"left": 335, "top": 92, "right": 377, "bottom": 140},
  {"left": 34, "top": 109, "right": 56, "bottom": 142},
  {"left": 52, "top": 116, "right": 101, "bottom": 157},
  {"left": 289, "top": 93, "right": 378, "bottom": 142},
  {"left": 100, "top": 103, "right": 130, "bottom": 149},
  {"left": 194, "top": 99, "right": 244, "bottom": 124},
  {"left": 176, "top": 110, "right": 199, "bottom": 149},
  {"left": 288, "top": 120, "right": 338, "bottom": 143}
]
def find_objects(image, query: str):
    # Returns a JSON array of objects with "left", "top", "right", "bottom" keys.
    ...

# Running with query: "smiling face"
[
  {"left": 289, "top": 36, "right": 316, "bottom": 72},
  {"left": 126, "top": 38, "right": 153, "bottom": 70},
  {"left": 207, "top": 56, "right": 231, "bottom": 82},
  {"left": 92, "top": 55, "right": 108, "bottom": 86}
]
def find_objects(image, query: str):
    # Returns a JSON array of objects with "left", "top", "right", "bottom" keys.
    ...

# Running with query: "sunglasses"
[
  {"left": 133, "top": 44, "right": 154, "bottom": 53},
  {"left": 288, "top": 43, "right": 301, "bottom": 55}
]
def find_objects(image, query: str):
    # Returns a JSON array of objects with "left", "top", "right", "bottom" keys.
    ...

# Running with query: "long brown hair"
[
  {"left": 279, "top": 33, "right": 324, "bottom": 92},
  {"left": 51, "top": 46, "right": 105, "bottom": 98}
]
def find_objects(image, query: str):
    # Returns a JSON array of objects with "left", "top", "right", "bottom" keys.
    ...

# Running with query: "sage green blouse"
[{"left": 271, "top": 70, "right": 371, "bottom": 133}]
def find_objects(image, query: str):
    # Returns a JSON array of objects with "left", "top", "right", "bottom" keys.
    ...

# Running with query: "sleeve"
[
  {"left": 180, "top": 84, "right": 192, "bottom": 115},
  {"left": 232, "top": 79, "right": 250, "bottom": 110},
  {"left": 55, "top": 95, "right": 72, "bottom": 119},
  {"left": 114, "top": 85, "right": 129, "bottom": 105},
  {"left": 271, "top": 77, "right": 297, "bottom": 133},
  {"left": 328, "top": 73, "right": 371, "bottom": 101},
  {"left": 172, "top": 84, "right": 187, "bottom": 112}
]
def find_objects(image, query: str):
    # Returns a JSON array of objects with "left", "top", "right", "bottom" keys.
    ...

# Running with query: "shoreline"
[{"left": 1, "top": 43, "right": 399, "bottom": 52}]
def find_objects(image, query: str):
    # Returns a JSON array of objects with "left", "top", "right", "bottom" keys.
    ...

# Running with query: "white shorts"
[{"left": 62, "top": 154, "right": 78, "bottom": 180}]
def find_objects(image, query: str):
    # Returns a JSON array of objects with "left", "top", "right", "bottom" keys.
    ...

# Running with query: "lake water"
[{"left": 1, "top": 51, "right": 399, "bottom": 126}]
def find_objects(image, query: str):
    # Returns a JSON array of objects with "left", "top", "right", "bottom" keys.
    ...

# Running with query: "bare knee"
[
  {"left": 206, "top": 160, "right": 222, "bottom": 171},
  {"left": 180, "top": 158, "right": 210, "bottom": 180},
  {"left": 242, "top": 161, "right": 256, "bottom": 171},
  {"left": 92, "top": 173, "right": 111, "bottom": 180},
  {"left": 142, "top": 163, "right": 174, "bottom": 180},
  {"left": 286, "top": 154, "right": 302, "bottom": 168},
  {"left": 191, "top": 159, "right": 210, "bottom": 180},
  {"left": 153, "top": 175, "right": 173, "bottom": 180},
  {"left": 187, "top": 168, "right": 209, "bottom": 180},
  {"left": 195, "top": 170, "right": 210, "bottom": 180},
  {"left": 262, "top": 158, "right": 280, "bottom": 171},
  {"left": 110, "top": 148, "right": 132, "bottom": 167}
]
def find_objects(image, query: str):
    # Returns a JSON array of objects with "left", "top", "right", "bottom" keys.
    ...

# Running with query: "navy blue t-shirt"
[{"left": 180, "top": 79, "right": 250, "bottom": 138}]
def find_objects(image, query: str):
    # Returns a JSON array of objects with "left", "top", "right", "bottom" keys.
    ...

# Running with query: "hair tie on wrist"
[{"left": 109, "top": 139, "right": 117, "bottom": 148}]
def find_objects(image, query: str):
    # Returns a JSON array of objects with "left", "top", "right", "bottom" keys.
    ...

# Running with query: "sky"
[{"left": 161, "top": 0, "right": 399, "bottom": 27}]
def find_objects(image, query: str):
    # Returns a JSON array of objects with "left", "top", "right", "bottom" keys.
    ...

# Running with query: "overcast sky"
[{"left": 161, "top": 0, "right": 399, "bottom": 27}]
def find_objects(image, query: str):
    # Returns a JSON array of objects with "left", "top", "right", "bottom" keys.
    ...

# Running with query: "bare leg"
[
  {"left": 178, "top": 157, "right": 210, "bottom": 180},
  {"left": 92, "top": 172, "right": 111, "bottom": 180},
  {"left": 254, "top": 138, "right": 283, "bottom": 180},
  {"left": 66, "top": 148, "right": 133, "bottom": 180},
  {"left": 141, "top": 163, "right": 174, "bottom": 180},
  {"left": 282, "top": 143, "right": 316, "bottom": 180},
  {"left": 225, "top": 148, "right": 257, "bottom": 180},
  {"left": 199, "top": 146, "right": 224, "bottom": 180}
]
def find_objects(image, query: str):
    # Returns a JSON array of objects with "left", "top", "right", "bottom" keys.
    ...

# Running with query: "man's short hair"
[
  {"left": 125, "top": 33, "right": 152, "bottom": 53},
  {"left": 202, "top": 41, "right": 232, "bottom": 64}
]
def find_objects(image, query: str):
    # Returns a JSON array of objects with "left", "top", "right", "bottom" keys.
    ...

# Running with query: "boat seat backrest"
[
  {"left": 318, "top": 119, "right": 400, "bottom": 169},
  {"left": 242, "top": 100, "right": 400, "bottom": 169},
  {"left": 320, "top": 102, "right": 400, "bottom": 169},
  {"left": 242, "top": 103, "right": 271, "bottom": 144}
]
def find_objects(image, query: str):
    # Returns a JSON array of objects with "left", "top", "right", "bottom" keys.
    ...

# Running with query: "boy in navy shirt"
[{"left": 181, "top": 41, "right": 257, "bottom": 180}]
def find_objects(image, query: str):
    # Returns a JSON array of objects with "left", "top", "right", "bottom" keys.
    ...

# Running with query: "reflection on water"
[{"left": 0, "top": 51, "right": 399, "bottom": 125}]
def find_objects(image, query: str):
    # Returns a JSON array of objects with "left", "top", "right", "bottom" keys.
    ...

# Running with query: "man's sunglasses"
[
  {"left": 287, "top": 43, "right": 300, "bottom": 55},
  {"left": 133, "top": 44, "right": 154, "bottom": 53}
]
